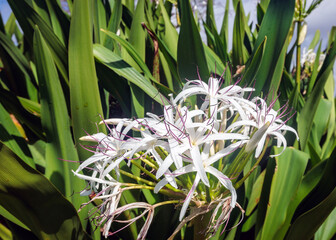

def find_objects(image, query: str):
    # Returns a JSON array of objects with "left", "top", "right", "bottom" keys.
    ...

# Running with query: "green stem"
[
  {"left": 119, "top": 169, "right": 155, "bottom": 186},
  {"left": 295, "top": 20, "right": 302, "bottom": 92},
  {"left": 234, "top": 138, "right": 270, "bottom": 189},
  {"left": 131, "top": 159, "right": 157, "bottom": 181},
  {"left": 153, "top": 199, "right": 180, "bottom": 208},
  {"left": 121, "top": 183, "right": 185, "bottom": 199}
]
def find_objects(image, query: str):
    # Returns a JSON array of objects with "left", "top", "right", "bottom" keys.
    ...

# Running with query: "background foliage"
[{"left": 0, "top": 0, "right": 335, "bottom": 239}]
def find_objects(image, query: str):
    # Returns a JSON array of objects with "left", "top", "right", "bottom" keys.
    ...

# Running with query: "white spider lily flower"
[
  {"left": 155, "top": 106, "right": 248, "bottom": 187},
  {"left": 226, "top": 97, "right": 299, "bottom": 158},
  {"left": 173, "top": 77, "right": 254, "bottom": 121}
]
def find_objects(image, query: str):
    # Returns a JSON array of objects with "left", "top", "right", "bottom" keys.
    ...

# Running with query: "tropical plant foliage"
[{"left": 0, "top": 0, "right": 335, "bottom": 239}]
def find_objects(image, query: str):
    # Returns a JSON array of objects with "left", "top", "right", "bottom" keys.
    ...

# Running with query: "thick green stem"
[
  {"left": 234, "top": 138, "right": 270, "bottom": 189},
  {"left": 295, "top": 21, "right": 302, "bottom": 92}
]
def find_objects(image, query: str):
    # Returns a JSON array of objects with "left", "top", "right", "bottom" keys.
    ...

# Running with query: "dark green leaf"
[
  {"left": 177, "top": 0, "right": 209, "bottom": 82},
  {"left": 0, "top": 144, "right": 90, "bottom": 240},
  {"left": 69, "top": 0, "right": 105, "bottom": 160},
  {"left": 252, "top": 0, "right": 295, "bottom": 95}
]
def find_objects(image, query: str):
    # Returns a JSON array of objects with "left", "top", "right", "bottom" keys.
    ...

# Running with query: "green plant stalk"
[
  {"left": 119, "top": 169, "right": 156, "bottom": 186},
  {"left": 295, "top": 20, "right": 302, "bottom": 92},
  {"left": 234, "top": 138, "right": 270, "bottom": 189},
  {"left": 130, "top": 159, "right": 183, "bottom": 191},
  {"left": 121, "top": 183, "right": 185, "bottom": 199},
  {"left": 134, "top": 153, "right": 158, "bottom": 170},
  {"left": 224, "top": 146, "right": 252, "bottom": 178},
  {"left": 130, "top": 159, "right": 158, "bottom": 181}
]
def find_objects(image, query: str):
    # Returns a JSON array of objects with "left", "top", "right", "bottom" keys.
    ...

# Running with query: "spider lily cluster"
[{"left": 73, "top": 77, "right": 298, "bottom": 239}]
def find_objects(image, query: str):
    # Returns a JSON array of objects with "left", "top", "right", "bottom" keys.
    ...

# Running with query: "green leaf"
[
  {"left": 0, "top": 205, "right": 29, "bottom": 231},
  {"left": 286, "top": 188, "right": 336, "bottom": 240},
  {"left": 245, "top": 170, "right": 266, "bottom": 216},
  {"left": 101, "top": 29, "right": 172, "bottom": 93},
  {"left": 315, "top": 207, "right": 336, "bottom": 240},
  {"left": 252, "top": 0, "right": 295, "bottom": 94},
  {"left": 0, "top": 87, "right": 45, "bottom": 140},
  {"left": 273, "top": 157, "right": 326, "bottom": 239},
  {"left": 203, "top": 43, "right": 226, "bottom": 75},
  {"left": 33, "top": 27, "right": 87, "bottom": 212},
  {"left": 93, "top": 44, "right": 168, "bottom": 105},
  {"left": 242, "top": 37, "right": 266, "bottom": 84},
  {"left": 0, "top": 102, "right": 34, "bottom": 168},
  {"left": 260, "top": 147, "right": 309, "bottom": 240},
  {"left": 7, "top": 0, "right": 69, "bottom": 82},
  {"left": 308, "top": 30, "right": 321, "bottom": 50},
  {"left": 232, "top": 1, "right": 248, "bottom": 67},
  {"left": 158, "top": 0, "right": 178, "bottom": 60},
  {"left": 69, "top": 0, "right": 105, "bottom": 160},
  {"left": 44, "top": 0, "right": 70, "bottom": 45},
  {"left": 0, "top": 222, "right": 12, "bottom": 240},
  {"left": 92, "top": 0, "right": 107, "bottom": 44},
  {"left": 0, "top": 31, "right": 37, "bottom": 98},
  {"left": 0, "top": 143, "right": 90, "bottom": 240},
  {"left": 298, "top": 36, "right": 336, "bottom": 151},
  {"left": 177, "top": 0, "right": 209, "bottom": 82},
  {"left": 104, "top": 0, "right": 122, "bottom": 49}
]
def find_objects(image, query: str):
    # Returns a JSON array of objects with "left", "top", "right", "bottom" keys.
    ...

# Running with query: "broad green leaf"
[
  {"left": 140, "top": 23, "right": 182, "bottom": 92},
  {"left": 242, "top": 37, "right": 266, "bottom": 84},
  {"left": 177, "top": 0, "right": 209, "bottom": 82},
  {"left": 0, "top": 87, "right": 45, "bottom": 140},
  {"left": 0, "top": 205, "right": 29, "bottom": 230},
  {"left": 309, "top": 99, "right": 331, "bottom": 156},
  {"left": 252, "top": 0, "right": 295, "bottom": 94},
  {"left": 45, "top": 0, "right": 70, "bottom": 45},
  {"left": 298, "top": 35, "right": 336, "bottom": 150},
  {"left": 4, "top": 13, "right": 16, "bottom": 37},
  {"left": 307, "top": 41, "right": 322, "bottom": 95},
  {"left": 0, "top": 102, "right": 34, "bottom": 168},
  {"left": 245, "top": 170, "right": 266, "bottom": 216},
  {"left": 92, "top": 0, "right": 107, "bottom": 44},
  {"left": 219, "top": 0, "right": 230, "bottom": 48},
  {"left": 242, "top": 210, "right": 258, "bottom": 232},
  {"left": 0, "top": 31, "right": 37, "bottom": 98},
  {"left": 205, "top": 0, "right": 216, "bottom": 49},
  {"left": 93, "top": 44, "right": 168, "bottom": 105},
  {"left": 286, "top": 188, "right": 336, "bottom": 240},
  {"left": 266, "top": 39, "right": 288, "bottom": 103},
  {"left": 123, "top": 0, "right": 146, "bottom": 118},
  {"left": 274, "top": 157, "right": 326, "bottom": 239},
  {"left": 260, "top": 147, "right": 308, "bottom": 240},
  {"left": 292, "top": 145, "right": 336, "bottom": 220},
  {"left": 158, "top": 0, "right": 178, "bottom": 60},
  {"left": 321, "top": 73, "right": 335, "bottom": 159},
  {"left": 104, "top": 0, "right": 122, "bottom": 49},
  {"left": 0, "top": 144, "right": 89, "bottom": 240},
  {"left": 7, "top": 0, "right": 68, "bottom": 82},
  {"left": 255, "top": 158, "right": 276, "bottom": 237},
  {"left": 101, "top": 29, "right": 172, "bottom": 94},
  {"left": 0, "top": 223, "right": 12, "bottom": 240},
  {"left": 95, "top": 61, "right": 131, "bottom": 116},
  {"left": 308, "top": 29, "right": 321, "bottom": 50},
  {"left": 17, "top": 97, "right": 41, "bottom": 117},
  {"left": 232, "top": 1, "right": 248, "bottom": 67},
  {"left": 203, "top": 44, "right": 226, "bottom": 75},
  {"left": 34, "top": 27, "right": 87, "bottom": 212},
  {"left": 203, "top": 21, "right": 228, "bottom": 63},
  {"left": 69, "top": 0, "right": 105, "bottom": 160},
  {"left": 315, "top": 207, "right": 336, "bottom": 240}
]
